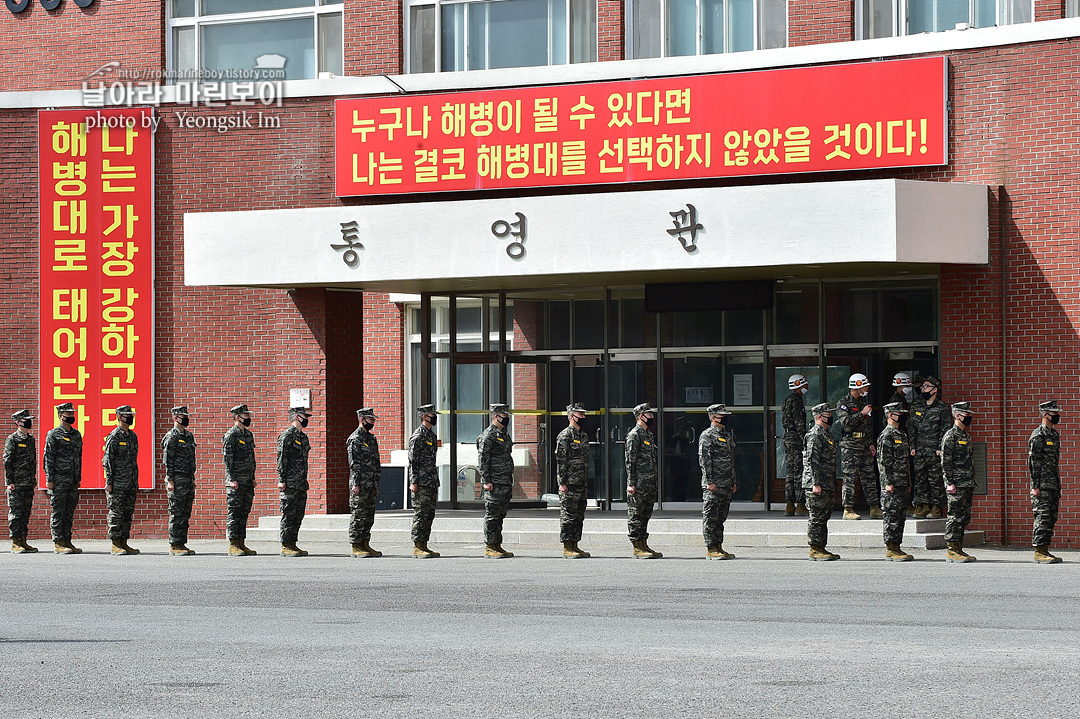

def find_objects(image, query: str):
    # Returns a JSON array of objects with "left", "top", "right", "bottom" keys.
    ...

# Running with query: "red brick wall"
[
  {"left": 1035, "top": 0, "right": 1066, "bottom": 21},
  {"left": 346, "top": 0, "right": 402, "bottom": 76},
  {"left": 597, "top": 0, "right": 624, "bottom": 62},
  {"left": 788, "top": 0, "right": 852, "bottom": 47},
  {"left": 359, "top": 291, "right": 405, "bottom": 462}
]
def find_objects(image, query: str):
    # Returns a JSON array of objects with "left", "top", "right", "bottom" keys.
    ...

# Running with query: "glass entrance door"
[{"left": 607, "top": 352, "right": 657, "bottom": 507}]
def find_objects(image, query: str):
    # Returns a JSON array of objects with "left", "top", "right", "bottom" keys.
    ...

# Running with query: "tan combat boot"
[
  {"left": 351, "top": 542, "right": 376, "bottom": 558},
  {"left": 926, "top": 505, "right": 942, "bottom": 519},
  {"left": 362, "top": 540, "right": 383, "bottom": 558},
  {"left": 484, "top": 543, "right": 504, "bottom": 558},
  {"left": 563, "top": 541, "right": 581, "bottom": 559},
  {"left": 120, "top": 539, "right": 140, "bottom": 555},
  {"left": 785, "top": 501, "right": 796, "bottom": 516},
  {"left": 421, "top": 541, "right": 440, "bottom": 558},
  {"left": 869, "top": 505, "right": 883, "bottom": 519},
  {"left": 885, "top": 542, "right": 913, "bottom": 562},
  {"left": 63, "top": 540, "right": 82, "bottom": 554},
  {"left": 809, "top": 545, "right": 837, "bottom": 561},
  {"left": 495, "top": 543, "right": 514, "bottom": 558},
  {"left": 16, "top": 537, "right": 39, "bottom": 553},
  {"left": 11, "top": 537, "right": 27, "bottom": 553},
  {"left": 111, "top": 541, "right": 134, "bottom": 555},
  {"left": 912, "top": 504, "right": 929, "bottom": 518},
  {"left": 228, "top": 539, "right": 247, "bottom": 556},
  {"left": 640, "top": 540, "right": 662, "bottom": 558},
  {"left": 170, "top": 544, "right": 195, "bottom": 556},
  {"left": 946, "top": 541, "right": 973, "bottom": 563},
  {"left": 1034, "top": 545, "right": 1062, "bottom": 564},
  {"left": 281, "top": 543, "right": 305, "bottom": 557},
  {"left": 957, "top": 538, "right": 975, "bottom": 561},
  {"left": 631, "top": 539, "right": 654, "bottom": 558},
  {"left": 706, "top": 543, "right": 723, "bottom": 559},
  {"left": 843, "top": 506, "right": 861, "bottom": 520},
  {"left": 413, "top": 541, "right": 433, "bottom": 558},
  {"left": 572, "top": 542, "right": 590, "bottom": 558},
  {"left": 238, "top": 541, "right": 257, "bottom": 556},
  {"left": 794, "top": 502, "right": 809, "bottom": 516}
]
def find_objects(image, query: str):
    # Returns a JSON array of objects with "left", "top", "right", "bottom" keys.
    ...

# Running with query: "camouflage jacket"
[
  {"left": 780, "top": 391, "right": 807, "bottom": 442},
  {"left": 1027, "top": 424, "right": 1060, "bottom": 492},
  {"left": 876, "top": 424, "right": 910, "bottom": 488},
  {"left": 835, "top": 392, "right": 873, "bottom": 446},
  {"left": 44, "top": 423, "right": 82, "bottom": 487},
  {"left": 908, "top": 397, "right": 950, "bottom": 456},
  {"left": 4, "top": 431, "right": 37, "bottom": 487},
  {"left": 886, "top": 390, "right": 910, "bottom": 410},
  {"left": 276, "top": 425, "right": 310, "bottom": 492},
  {"left": 624, "top": 424, "right": 658, "bottom": 492},
  {"left": 103, "top": 426, "right": 139, "bottom": 491},
  {"left": 940, "top": 424, "right": 974, "bottom": 488},
  {"left": 801, "top": 423, "right": 837, "bottom": 490},
  {"left": 408, "top": 423, "right": 439, "bottom": 488},
  {"left": 698, "top": 424, "right": 736, "bottom": 490},
  {"left": 161, "top": 426, "right": 197, "bottom": 480},
  {"left": 555, "top": 425, "right": 590, "bottom": 487},
  {"left": 222, "top": 424, "right": 256, "bottom": 486},
  {"left": 477, "top": 423, "right": 514, "bottom": 486},
  {"left": 347, "top": 425, "right": 381, "bottom": 491}
]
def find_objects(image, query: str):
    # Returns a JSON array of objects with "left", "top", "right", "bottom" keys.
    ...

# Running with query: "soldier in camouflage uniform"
[
  {"left": 1028, "top": 400, "right": 1063, "bottom": 564},
  {"left": 162, "top": 405, "right": 197, "bottom": 556},
  {"left": 44, "top": 402, "right": 83, "bottom": 554},
  {"left": 223, "top": 404, "right": 257, "bottom": 556},
  {"left": 836, "top": 373, "right": 880, "bottom": 520},
  {"left": 908, "top": 375, "right": 949, "bottom": 518},
  {"left": 803, "top": 403, "right": 840, "bottom": 560},
  {"left": 478, "top": 403, "right": 515, "bottom": 559},
  {"left": 103, "top": 405, "right": 140, "bottom": 556},
  {"left": 781, "top": 375, "right": 809, "bottom": 516},
  {"left": 877, "top": 402, "right": 913, "bottom": 561},
  {"left": 5, "top": 409, "right": 39, "bottom": 553},
  {"left": 277, "top": 407, "right": 312, "bottom": 557},
  {"left": 408, "top": 404, "right": 440, "bottom": 558},
  {"left": 699, "top": 404, "right": 736, "bottom": 560},
  {"left": 348, "top": 408, "right": 382, "bottom": 558},
  {"left": 626, "top": 402, "right": 662, "bottom": 559},
  {"left": 888, "top": 372, "right": 915, "bottom": 513},
  {"left": 941, "top": 401, "right": 977, "bottom": 563},
  {"left": 556, "top": 403, "right": 591, "bottom": 559}
]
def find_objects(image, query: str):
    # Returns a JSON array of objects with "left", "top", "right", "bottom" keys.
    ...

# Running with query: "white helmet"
[
  {"left": 892, "top": 372, "right": 912, "bottom": 388},
  {"left": 788, "top": 374, "right": 808, "bottom": 391},
  {"left": 848, "top": 373, "right": 870, "bottom": 390}
]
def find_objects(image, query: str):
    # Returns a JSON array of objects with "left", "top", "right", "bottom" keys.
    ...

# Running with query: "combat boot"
[
  {"left": 946, "top": 541, "right": 973, "bottom": 563},
  {"left": 869, "top": 505, "right": 883, "bottom": 519},
  {"left": 421, "top": 541, "right": 440, "bottom": 558},
  {"left": 362, "top": 540, "right": 383, "bottom": 558},
  {"left": 495, "top": 543, "right": 514, "bottom": 558},
  {"left": 120, "top": 539, "right": 140, "bottom": 555},
  {"left": 62, "top": 540, "right": 82, "bottom": 554},
  {"left": 843, "top": 506, "right": 861, "bottom": 520},
  {"left": 484, "top": 543, "right": 501, "bottom": 558},
  {"left": 809, "top": 545, "right": 837, "bottom": 561},
  {"left": 280, "top": 543, "right": 306, "bottom": 557},
  {"left": 785, "top": 501, "right": 796, "bottom": 516},
  {"left": 907, "top": 502, "right": 917, "bottom": 515},
  {"left": 572, "top": 542, "right": 590, "bottom": 558},
  {"left": 956, "top": 538, "right": 975, "bottom": 561},
  {"left": 794, "top": 502, "right": 809, "bottom": 516},
  {"left": 54, "top": 541, "right": 71, "bottom": 554},
  {"left": 885, "top": 542, "right": 913, "bottom": 562},
  {"left": 912, "top": 504, "right": 929, "bottom": 518},
  {"left": 351, "top": 542, "right": 378, "bottom": 558},
  {"left": 640, "top": 540, "right": 662, "bottom": 558},
  {"left": 926, "top": 505, "right": 942, "bottom": 519},
  {"left": 631, "top": 539, "right": 654, "bottom": 558},
  {"left": 1034, "top": 545, "right": 1062, "bottom": 564},
  {"left": 17, "top": 537, "right": 39, "bottom": 553},
  {"left": 706, "top": 543, "right": 723, "bottom": 559},
  {"left": 170, "top": 544, "right": 195, "bottom": 556},
  {"left": 111, "top": 540, "right": 135, "bottom": 556},
  {"left": 228, "top": 539, "right": 247, "bottom": 556},
  {"left": 563, "top": 541, "right": 583, "bottom": 559},
  {"left": 239, "top": 541, "right": 257, "bottom": 555}
]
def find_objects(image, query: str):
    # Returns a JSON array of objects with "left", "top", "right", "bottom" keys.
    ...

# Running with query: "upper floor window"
[
  {"left": 1067, "top": 0, "right": 1079, "bottom": 17},
  {"left": 168, "top": 0, "right": 343, "bottom": 82},
  {"left": 627, "top": 0, "right": 787, "bottom": 59},
  {"left": 856, "top": 0, "right": 1032, "bottom": 39},
  {"left": 406, "top": 0, "right": 597, "bottom": 74}
]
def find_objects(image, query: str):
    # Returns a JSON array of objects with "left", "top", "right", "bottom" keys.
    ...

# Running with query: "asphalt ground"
[{"left": 1, "top": 540, "right": 1077, "bottom": 719}]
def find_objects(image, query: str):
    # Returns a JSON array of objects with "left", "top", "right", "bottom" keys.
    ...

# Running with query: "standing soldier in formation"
[
  {"left": 888, "top": 372, "right": 915, "bottom": 513},
  {"left": 162, "top": 406, "right": 197, "bottom": 556},
  {"left": 877, "top": 402, "right": 913, "bottom": 561},
  {"left": 347, "top": 408, "right": 382, "bottom": 558},
  {"left": 556, "top": 403, "right": 591, "bottom": 559},
  {"left": 836, "top": 373, "right": 880, "bottom": 520},
  {"left": 941, "top": 401, "right": 977, "bottom": 563},
  {"left": 5, "top": 410, "right": 38, "bottom": 553},
  {"left": 626, "top": 402, "right": 661, "bottom": 559},
  {"left": 44, "top": 403, "right": 82, "bottom": 554},
  {"left": 698, "top": 404, "right": 736, "bottom": 560},
  {"left": 479, "top": 403, "right": 515, "bottom": 559},
  {"left": 1028, "top": 400, "right": 1063, "bottom": 564},
  {"left": 103, "top": 405, "right": 140, "bottom": 556},
  {"left": 277, "top": 407, "right": 312, "bottom": 557},
  {"left": 909, "top": 376, "right": 948, "bottom": 518},
  {"left": 223, "top": 404, "right": 257, "bottom": 556},
  {"left": 781, "top": 374, "right": 809, "bottom": 517},
  {"left": 408, "top": 404, "right": 440, "bottom": 558},
  {"left": 804, "top": 403, "right": 840, "bottom": 561}
]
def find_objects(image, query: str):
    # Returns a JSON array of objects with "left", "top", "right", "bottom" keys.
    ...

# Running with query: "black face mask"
[
  {"left": 644, "top": 417, "right": 655, "bottom": 430},
  {"left": 298, "top": 417, "right": 309, "bottom": 428},
  {"left": 717, "top": 416, "right": 729, "bottom": 427},
  {"left": 1049, "top": 414, "right": 1060, "bottom": 425},
  {"left": 960, "top": 415, "right": 972, "bottom": 427},
  {"left": 17, "top": 420, "right": 31, "bottom": 430},
  {"left": 178, "top": 416, "right": 189, "bottom": 427},
  {"left": 118, "top": 415, "right": 134, "bottom": 425},
  {"left": 61, "top": 415, "right": 75, "bottom": 425},
  {"left": 362, "top": 421, "right": 374, "bottom": 431},
  {"left": 240, "top": 417, "right": 251, "bottom": 427},
  {"left": 921, "top": 390, "right": 936, "bottom": 401},
  {"left": 823, "top": 415, "right": 835, "bottom": 426},
  {"left": 425, "top": 415, "right": 437, "bottom": 427}
]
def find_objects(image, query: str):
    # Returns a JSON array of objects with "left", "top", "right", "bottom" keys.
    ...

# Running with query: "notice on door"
[
  {"left": 733, "top": 374, "right": 753, "bottom": 405},
  {"left": 685, "top": 387, "right": 713, "bottom": 405}
]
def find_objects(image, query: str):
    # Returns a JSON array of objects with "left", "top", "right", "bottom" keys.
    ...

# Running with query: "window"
[
  {"left": 168, "top": 0, "right": 343, "bottom": 82},
  {"left": 628, "top": 0, "right": 786, "bottom": 59},
  {"left": 405, "top": 0, "right": 597, "bottom": 74},
  {"left": 1068, "top": 0, "right": 1079, "bottom": 17},
  {"left": 856, "top": 0, "right": 1032, "bottom": 39}
]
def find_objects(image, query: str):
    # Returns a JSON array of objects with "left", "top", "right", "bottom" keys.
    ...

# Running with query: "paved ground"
[{"left": 1, "top": 539, "right": 1077, "bottom": 719}]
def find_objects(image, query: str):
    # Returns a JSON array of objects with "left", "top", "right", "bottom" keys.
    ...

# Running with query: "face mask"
[
  {"left": 362, "top": 421, "right": 374, "bottom": 431},
  {"left": 61, "top": 415, "right": 75, "bottom": 425},
  {"left": 425, "top": 415, "right": 437, "bottom": 427},
  {"left": 902, "top": 387, "right": 913, "bottom": 399},
  {"left": 717, "top": 416, "right": 728, "bottom": 427},
  {"left": 960, "top": 415, "right": 972, "bottom": 427},
  {"left": 644, "top": 417, "right": 655, "bottom": 430},
  {"left": 800, "top": 387, "right": 809, "bottom": 395},
  {"left": 1048, "top": 415, "right": 1060, "bottom": 425},
  {"left": 17, "top": 420, "right": 31, "bottom": 430},
  {"left": 823, "top": 415, "right": 835, "bottom": 426},
  {"left": 921, "top": 390, "right": 936, "bottom": 401},
  {"left": 119, "top": 415, "right": 133, "bottom": 425},
  {"left": 240, "top": 417, "right": 251, "bottom": 427},
  {"left": 298, "top": 417, "right": 309, "bottom": 428},
  {"left": 178, "top": 416, "right": 189, "bottom": 427}
]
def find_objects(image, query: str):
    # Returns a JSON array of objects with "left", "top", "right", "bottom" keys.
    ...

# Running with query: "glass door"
[{"left": 607, "top": 351, "right": 657, "bottom": 508}]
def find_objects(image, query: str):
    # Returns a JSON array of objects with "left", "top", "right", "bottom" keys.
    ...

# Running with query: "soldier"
[
  {"left": 103, "top": 405, "right": 140, "bottom": 556},
  {"left": 908, "top": 375, "right": 949, "bottom": 519},
  {"left": 347, "top": 407, "right": 382, "bottom": 558},
  {"left": 277, "top": 407, "right": 312, "bottom": 557},
  {"left": 1028, "top": 400, "right": 1063, "bottom": 564},
  {"left": 161, "top": 406, "right": 197, "bottom": 556},
  {"left": 5, "top": 410, "right": 38, "bottom": 553},
  {"left": 781, "top": 374, "right": 809, "bottom": 516},
  {"left": 408, "top": 404, "right": 440, "bottom": 558},
  {"left": 223, "top": 404, "right": 257, "bottom": 556},
  {"left": 888, "top": 372, "right": 915, "bottom": 513},
  {"left": 556, "top": 403, "right": 591, "bottom": 559},
  {"left": 877, "top": 402, "right": 913, "bottom": 561},
  {"left": 44, "top": 402, "right": 83, "bottom": 554},
  {"left": 626, "top": 402, "right": 662, "bottom": 559},
  {"left": 478, "top": 403, "right": 515, "bottom": 559},
  {"left": 699, "top": 404, "right": 736, "bottom": 560},
  {"left": 941, "top": 401, "right": 977, "bottom": 563},
  {"left": 836, "top": 373, "right": 880, "bottom": 520},
  {"left": 803, "top": 403, "right": 840, "bottom": 560}
]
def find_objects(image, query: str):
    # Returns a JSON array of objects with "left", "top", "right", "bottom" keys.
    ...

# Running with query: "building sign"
[
  {"left": 335, "top": 57, "right": 947, "bottom": 197},
  {"left": 39, "top": 107, "right": 154, "bottom": 490}
]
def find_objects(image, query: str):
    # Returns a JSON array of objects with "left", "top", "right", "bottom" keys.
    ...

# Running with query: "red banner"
[
  {"left": 39, "top": 108, "right": 155, "bottom": 490},
  {"left": 335, "top": 57, "right": 947, "bottom": 197}
]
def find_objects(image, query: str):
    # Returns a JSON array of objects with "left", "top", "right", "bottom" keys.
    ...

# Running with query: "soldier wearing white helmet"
[
  {"left": 781, "top": 374, "right": 810, "bottom": 516},
  {"left": 835, "top": 373, "right": 881, "bottom": 521}
]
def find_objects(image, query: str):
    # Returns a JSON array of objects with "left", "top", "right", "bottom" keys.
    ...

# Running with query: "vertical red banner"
[{"left": 39, "top": 108, "right": 155, "bottom": 490}]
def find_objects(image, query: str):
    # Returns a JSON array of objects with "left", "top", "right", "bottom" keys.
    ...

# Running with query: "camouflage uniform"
[
  {"left": 347, "top": 424, "right": 381, "bottom": 545},
  {"left": 625, "top": 423, "right": 658, "bottom": 541},
  {"left": 802, "top": 421, "right": 837, "bottom": 547},
  {"left": 940, "top": 423, "right": 975, "bottom": 543},
  {"left": 908, "top": 396, "right": 950, "bottom": 508},
  {"left": 222, "top": 423, "right": 256, "bottom": 540},
  {"left": 408, "top": 421, "right": 439, "bottom": 543},
  {"left": 478, "top": 420, "right": 514, "bottom": 546},
  {"left": 277, "top": 424, "right": 310, "bottom": 545},
  {"left": 5, "top": 428, "right": 36, "bottom": 539},
  {"left": 43, "top": 421, "right": 82, "bottom": 542},
  {"left": 835, "top": 391, "right": 878, "bottom": 508},
  {"left": 780, "top": 390, "right": 806, "bottom": 505},
  {"left": 876, "top": 423, "right": 911, "bottom": 546},
  {"left": 162, "top": 425, "right": 197, "bottom": 546},
  {"left": 1028, "top": 423, "right": 1060, "bottom": 548},
  {"left": 555, "top": 424, "right": 590, "bottom": 543},
  {"left": 103, "top": 425, "right": 139, "bottom": 542},
  {"left": 698, "top": 423, "right": 735, "bottom": 547}
]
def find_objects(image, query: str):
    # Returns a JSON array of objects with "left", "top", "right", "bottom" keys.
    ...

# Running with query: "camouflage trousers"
[
  {"left": 702, "top": 488, "right": 732, "bottom": 546},
  {"left": 880, "top": 486, "right": 908, "bottom": 545},
  {"left": 913, "top": 454, "right": 946, "bottom": 507},
  {"left": 226, "top": 484, "right": 255, "bottom": 540},
  {"left": 559, "top": 484, "right": 587, "bottom": 542},
  {"left": 627, "top": 486, "right": 657, "bottom": 541},
  {"left": 168, "top": 477, "right": 195, "bottom": 546},
  {"left": 944, "top": 486, "right": 974, "bottom": 542},
  {"left": 279, "top": 489, "right": 307, "bottom": 544},
  {"left": 1032, "top": 489, "right": 1060, "bottom": 547},
  {"left": 805, "top": 488, "right": 834, "bottom": 547},
  {"left": 348, "top": 486, "right": 378, "bottom": 544},
  {"left": 106, "top": 488, "right": 137, "bottom": 541},
  {"left": 483, "top": 483, "right": 513, "bottom": 545},
  {"left": 840, "top": 443, "right": 879, "bottom": 508},
  {"left": 48, "top": 484, "right": 79, "bottom": 542},
  {"left": 6, "top": 484, "right": 34, "bottom": 538},
  {"left": 411, "top": 484, "right": 438, "bottom": 542},
  {"left": 783, "top": 438, "right": 803, "bottom": 504}
]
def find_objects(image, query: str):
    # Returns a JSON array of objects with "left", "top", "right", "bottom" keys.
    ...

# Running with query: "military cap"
[
  {"left": 566, "top": 402, "right": 587, "bottom": 414},
  {"left": 706, "top": 403, "right": 732, "bottom": 416},
  {"left": 170, "top": 405, "right": 189, "bottom": 416},
  {"left": 115, "top": 405, "right": 136, "bottom": 415},
  {"left": 920, "top": 375, "right": 942, "bottom": 389},
  {"left": 490, "top": 403, "right": 510, "bottom": 415},
  {"left": 356, "top": 407, "right": 378, "bottom": 419},
  {"left": 1039, "top": 400, "right": 1061, "bottom": 414},
  {"left": 229, "top": 404, "right": 250, "bottom": 415},
  {"left": 882, "top": 402, "right": 908, "bottom": 414},
  {"left": 11, "top": 409, "right": 34, "bottom": 421},
  {"left": 632, "top": 402, "right": 657, "bottom": 416},
  {"left": 951, "top": 401, "right": 974, "bottom": 415},
  {"left": 417, "top": 403, "right": 436, "bottom": 415},
  {"left": 55, "top": 402, "right": 75, "bottom": 414},
  {"left": 289, "top": 407, "right": 313, "bottom": 418},
  {"left": 810, "top": 402, "right": 834, "bottom": 415}
]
